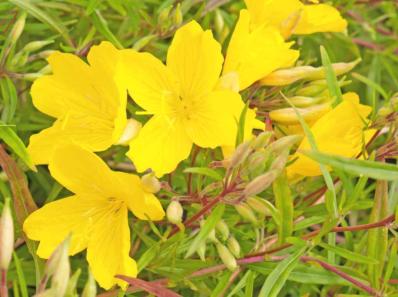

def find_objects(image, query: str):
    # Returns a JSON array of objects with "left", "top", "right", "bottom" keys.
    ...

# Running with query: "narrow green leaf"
[
  {"left": 273, "top": 172, "right": 293, "bottom": 243},
  {"left": 235, "top": 102, "right": 248, "bottom": 147},
  {"left": 352, "top": 72, "right": 389, "bottom": 100},
  {"left": 320, "top": 46, "right": 343, "bottom": 107},
  {"left": 258, "top": 246, "right": 306, "bottom": 297},
  {"left": 12, "top": 253, "right": 28, "bottom": 297},
  {"left": 185, "top": 204, "right": 225, "bottom": 258},
  {"left": 184, "top": 167, "right": 223, "bottom": 181},
  {"left": 8, "top": 0, "right": 73, "bottom": 47},
  {"left": 303, "top": 151, "right": 398, "bottom": 181},
  {"left": 0, "top": 77, "right": 18, "bottom": 123},
  {"left": 0, "top": 121, "right": 36, "bottom": 171},
  {"left": 245, "top": 271, "right": 256, "bottom": 297},
  {"left": 318, "top": 242, "right": 378, "bottom": 264},
  {"left": 91, "top": 10, "right": 123, "bottom": 49}
]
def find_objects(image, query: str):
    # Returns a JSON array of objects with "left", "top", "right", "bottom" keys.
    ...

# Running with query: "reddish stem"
[{"left": 0, "top": 270, "right": 8, "bottom": 297}]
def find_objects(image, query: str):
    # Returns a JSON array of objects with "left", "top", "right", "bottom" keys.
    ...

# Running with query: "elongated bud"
[
  {"left": 227, "top": 236, "right": 241, "bottom": 258},
  {"left": 268, "top": 135, "right": 302, "bottom": 155},
  {"left": 23, "top": 40, "right": 53, "bottom": 53},
  {"left": 250, "top": 132, "right": 272, "bottom": 150},
  {"left": 167, "top": 200, "right": 183, "bottom": 224},
  {"left": 158, "top": 5, "right": 172, "bottom": 24},
  {"left": 269, "top": 103, "right": 331, "bottom": 125},
  {"left": 82, "top": 270, "right": 96, "bottom": 297},
  {"left": 244, "top": 170, "right": 278, "bottom": 198},
  {"left": 270, "top": 150, "right": 289, "bottom": 173},
  {"left": 246, "top": 197, "right": 270, "bottom": 216},
  {"left": 215, "top": 220, "right": 229, "bottom": 241},
  {"left": 45, "top": 237, "right": 70, "bottom": 278},
  {"left": 214, "top": 9, "right": 224, "bottom": 36},
  {"left": 261, "top": 59, "right": 360, "bottom": 86},
  {"left": 234, "top": 203, "right": 258, "bottom": 224},
  {"left": 50, "top": 238, "right": 70, "bottom": 297},
  {"left": 289, "top": 96, "right": 325, "bottom": 108},
  {"left": 196, "top": 241, "right": 206, "bottom": 262},
  {"left": 173, "top": 4, "right": 183, "bottom": 26},
  {"left": 216, "top": 243, "right": 237, "bottom": 271},
  {"left": 0, "top": 198, "right": 14, "bottom": 270},
  {"left": 65, "top": 269, "right": 81, "bottom": 297},
  {"left": 10, "top": 13, "right": 26, "bottom": 44},
  {"left": 117, "top": 118, "right": 142, "bottom": 145},
  {"left": 216, "top": 72, "right": 240, "bottom": 93},
  {"left": 141, "top": 172, "right": 161, "bottom": 193},
  {"left": 133, "top": 34, "right": 156, "bottom": 51},
  {"left": 228, "top": 141, "right": 252, "bottom": 169}
]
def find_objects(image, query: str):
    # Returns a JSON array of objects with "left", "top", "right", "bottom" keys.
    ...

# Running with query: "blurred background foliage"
[{"left": 1, "top": 0, "right": 398, "bottom": 296}]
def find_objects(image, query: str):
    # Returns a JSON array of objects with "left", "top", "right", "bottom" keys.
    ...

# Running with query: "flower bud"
[
  {"left": 0, "top": 198, "right": 14, "bottom": 270},
  {"left": 10, "top": 13, "right": 26, "bottom": 44},
  {"left": 167, "top": 200, "right": 183, "bottom": 224},
  {"left": 214, "top": 9, "right": 224, "bottom": 36},
  {"left": 227, "top": 236, "right": 241, "bottom": 258},
  {"left": 216, "top": 243, "right": 237, "bottom": 271},
  {"left": 116, "top": 118, "right": 142, "bottom": 145},
  {"left": 45, "top": 237, "right": 70, "bottom": 278},
  {"left": 244, "top": 170, "right": 278, "bottom": 198},
  {"left": 289, "top": 96, "right": 324, "bottom": 108},
  {"left": 270, "top": 150, "right": 289, "bottom": 173},
  {"left": 268, "top": 135, "right": 302, "bottom": 155},
  {"left": 215, "top": 220, "right": 229, "bottom": 241},
  {"left": 82, "top": 270, "right": 96, "bottom": 297},
  {"left": 196, "top": 241, "right": 206, "bottom": 262},
  {"left": 228, "top": 141, "right": 252, "bottom": 169},
  {"left": 49, "top": 238, "right": 70, "bottom": 297},
  {"left": 234, "top": 203, "right": 258, "bottom": 224},
  {"left": 261, "top": 59, "right": 360, "bottom": 86},
  {"left": 246, "top": 197, "right": 270, "bottom": 216},
  {"left": 158, "top": 5, "right": 172, "bottom": 24},
  {"left": 269, "top": 103, "right": 331, "bottom": 125},
  {"left": 250, "top": 131, "right": 272, "bottom": 150},
  {"left": 133, "top": 34, "right": 156, "bottom": 51},
  {"left": 173, "top": 4, "right": 183, "bottom": 27},
  {"left": 141, "top": 172, "right": 161, "bottom": 193},
  {"left": 23, "top": 40, "right": 53, "bottom": 53}
]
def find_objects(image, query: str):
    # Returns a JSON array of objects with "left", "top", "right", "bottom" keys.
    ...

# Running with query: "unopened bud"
[
  {"left": 45, "top": 237, "right": 70, "bottom": 277},
  {"left": 234, "top": 203, "right": 258, "bottom": 224},
  {"left": 173, "top": 4, "right": 183, "bottom": 26},
  {"left": 251, "top": 131, "right": 272, "bottom": 150},
  {"left": 23, "top": 40, "right": 53, "bottom": 53},
  {"left": 216, "top": 72, "right": 240, "bottom": 93},
  {"left": 117, "top": 118, "right": 142, "bottom": 145},
  {"left": 270, "top": 150, "right": 289, "bottom": 172},
  {"left": 246, "top": 197, "right": 270, "bottom": 216},
  {"left": 141, "top": 172, "right": 161, "bottom": 193},
  {"left": 216, "top": 243, "right": 237, "bottom": 271},
  {"left": 158, "top": 5, "right": 172, "bottom": 24},
  {"left": 50, "top": 238, "right": 70, "bottom": 297},
  {"left": 214, "top": 9, "right": 224, "bottom": 36},
  {"left": 196, "top": 241, "right": 206, "bottom": 261},
  {"left": 133, "top": 35, "right": 156, "bottom": 51},
  {"left": 377, "top": 106, "right": 393, "bottom": 117},
  {"left": 82, "top": 270, "right": 96, "bottom": 297},
  {"left": 269, "top": 103, "right": 331, "bottom": 125},
  {"left": 0, "top": 198, "right": 14, "bottom": 270},
  {"left": 289, "top": 96, "right": 325, "bottom": 108},
  {"left": 244, "top": 170, "right": 278, "bottom": 198},
  {"left": 215, "top": 220, "right": 229, "bottom": 241},
  {"left": 227, "top": 236, "right": 241, "bottom": 258},
  {"left": 167, "top": 200, "right": 183, "bottom": 224},
  {"left": 261, "top": 59, "right": 360, "bottom": 86},
  {"left": 10, "top": 13, "right": 26, "bottom": 44},
  {"left": 228, "top": 141, "right": 252, "bottom": 169},
  {"left": 268, "top": 135, "right": 302, "bottom": 155}
]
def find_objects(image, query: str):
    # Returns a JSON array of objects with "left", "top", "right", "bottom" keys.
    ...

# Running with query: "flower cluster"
[{"left": 23, "top": 0, "right": 373, "bottom": 290}]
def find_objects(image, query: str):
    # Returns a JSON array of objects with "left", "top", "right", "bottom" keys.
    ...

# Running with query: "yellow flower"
[
  {"left": 118, "top": 21, "right": 245, "bottom": 177},
  {"left": 223, "top": 9, "right": 299, "bottom": 91},
  {"left": 23, "top": 144, "right": 164, "bottom": 289},
  {"left": 27, "top": 42, "right": 128, "bottom": 165},
  {"left": 245, "top": 0, "right": 347, "bottom": 37},
  {"left": 287, "top": 93, "right": 375, "bottom": 177}
]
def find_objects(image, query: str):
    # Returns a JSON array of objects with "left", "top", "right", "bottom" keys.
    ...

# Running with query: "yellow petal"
[
  {"left": 112, "top": 172, "right": 165, "bottom": 221},
  {"left": 288, "top": 95, "right": 372, "bottom": 176},
  {"left": 87, "top": 205, "right": 137, "bottom": 289},
  {"left": 245, "top": 0, "right": 303, "bottom": 29},
  {"left": 294, "top": 4, "right": 347, "bottom": 35},
  {"left": 48, "top": 144, "right": 115, "bottom": 196},
  {"left": 167, "top": 21, "right": 223, "bottom": 99},
  {"left": 127, "top": 115, "right": 192, "bottom": 177},
  {"left": 118, "top": 49, "right": 179, "bottom": 114},
  {"left": 184, "top": 90, "right": 244, "bottom": 148},
  {"left": 27, "top": 121, "right": 68, "bottom": 165},
  {"left": 224, "top": 9, "right": 299, "bottom": 90},
  {"left": 23, "top": 195, "right": 102, "bottom": 258}
]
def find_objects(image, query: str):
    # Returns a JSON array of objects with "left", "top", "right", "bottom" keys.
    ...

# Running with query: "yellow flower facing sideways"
[
  {"left": 118, "top": 21, "right": 247, "bottom": 177},
  {"left": 245, "top": 0, "right": 347, "bottom": 38},
  {"left": 27, "top": 42, "right": 129, "bottom": 165},
  {"left": 288, "top": 93, "right": 375, "bottom": 177},
  {"left": 23, "top": 144, "right": 164, "bottom": 289},
  {"left": 223, "top": 9, "right": 299, "bottom": 91}
]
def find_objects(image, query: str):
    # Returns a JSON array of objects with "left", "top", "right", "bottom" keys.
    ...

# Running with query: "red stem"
[{"left": 0, "top": 270, "right": 8, "bottom": 297}]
